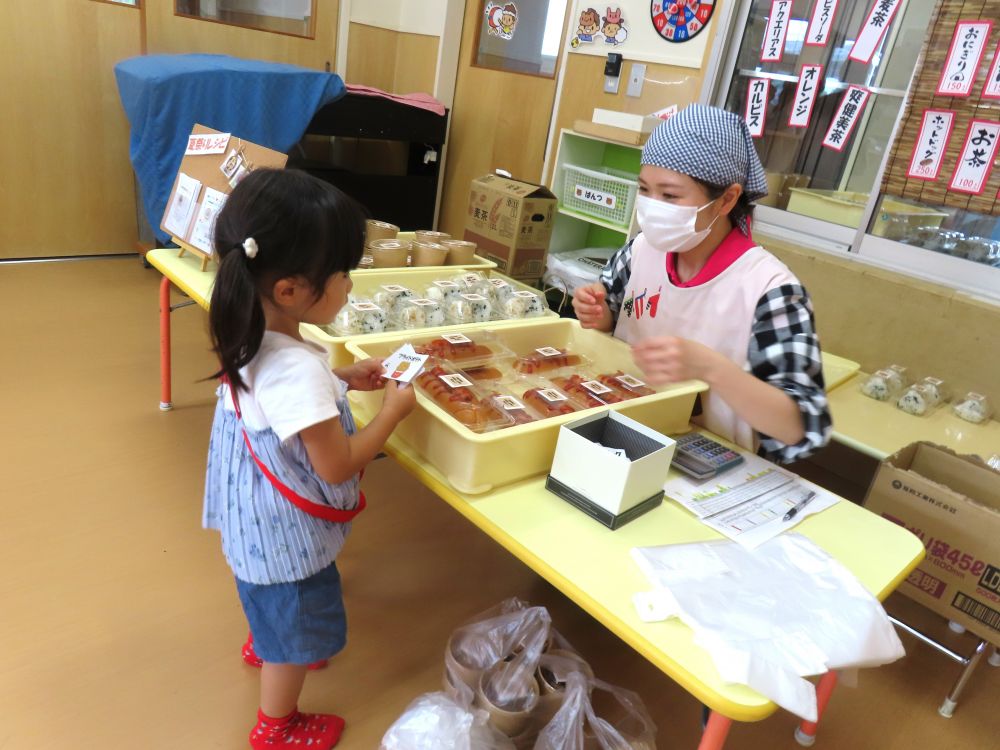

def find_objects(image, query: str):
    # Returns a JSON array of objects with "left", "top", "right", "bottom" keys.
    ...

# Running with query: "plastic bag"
[
  {"left": 631, "top": 534, "right": 905, "bottom": 721},
  {"left": 443, "top": 598, "right": 552, "bottom": 712},
  {"left": 380, "top": 692, "right": 515, "bottom": 750},
  {"left": 535, "top": 672, "right": 657, "bottom": 750}
]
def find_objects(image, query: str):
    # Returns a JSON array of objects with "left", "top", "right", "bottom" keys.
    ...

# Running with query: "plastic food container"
[
  {"left": 332, "top": 299, "right": 388, "bottom": 336},
  {"left": 354, "top": 232, "right": 496, "bottom": 273},
  {"left": 301, "top": 269, "right": 557, "bottom": 367},
  {"left": 414, "top": 331, "right": 515, "bottom": 369},
  {"left": 860, "top": 365, "right": 907, "bottom": 401},
  {"left": 513, "top": 346, "right": 589, "bottom": 375},
  {"left": 371, "top": 283, "right": 415, "bottom": 313},
  {"left": 414, "top": 361, "right": 513, "bottom": 434},
  {"left": 446, "top": 293, "right": 493, "bottom": 324},
  {"left": 953, "top": 392, "right": 993, "bottom": 424},
  {"left": 345, "top": 320, "right": 707, "bottom": 494},
  {"left": 394, "top": 297, "right": 446, "bottom": 329}
]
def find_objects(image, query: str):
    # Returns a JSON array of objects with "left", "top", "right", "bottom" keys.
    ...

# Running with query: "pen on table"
[{"left": 783, "top": 491, "right": 817, "bottom": 522}]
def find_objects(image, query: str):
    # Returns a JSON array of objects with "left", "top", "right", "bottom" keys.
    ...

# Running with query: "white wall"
[{"left": 350, "top": 0, "right": 448, "bottom": 36}]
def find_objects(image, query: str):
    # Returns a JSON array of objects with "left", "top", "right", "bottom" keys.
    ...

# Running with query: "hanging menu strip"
[
  {"left": 821, "top": 86, "right": 871, "bottom": 152},
  {"left": 788, "top": 65, "right": 823, "bottom": 128},
  {"left": 849, "top": 0, "right": 904, "bottom": 65},
  {"left": 948, "top": 120, "right": 1000, "bottom": 196},
  {"left": 806, "top": 0, "right": 839, "bottom": 47},
  {"left": 745, "top": 78, "right": 771, "bottom": 138},
  {"left": 983, "top": 42, "right": 1000, "bottom": 99},
  {"left": 937, "top": 21, "right": 994, "bottom": 97},
  {"left": 761, "top": 0, "right": 793, "bottom": 62},
  {"left": 906, "top": 110, "right": 956, "bottom": 181}
]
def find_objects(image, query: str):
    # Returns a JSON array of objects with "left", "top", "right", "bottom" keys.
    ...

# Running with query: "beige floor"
[{"left": 0, "top": 257, "right": 997, "bottom": 749}]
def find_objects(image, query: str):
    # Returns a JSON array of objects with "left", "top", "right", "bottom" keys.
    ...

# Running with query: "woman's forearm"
[{"left": 706, "top": 359, "right": 806, "bottom": 447}]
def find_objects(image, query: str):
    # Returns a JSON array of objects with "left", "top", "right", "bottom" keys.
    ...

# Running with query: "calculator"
[{"left": 671, "top": 433, "right": 745, "bottom": 480}]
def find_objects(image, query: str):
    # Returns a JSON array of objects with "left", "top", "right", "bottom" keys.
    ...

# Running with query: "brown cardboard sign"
[
  {"left": 463, "top": 174, "right": 557, "bottom": 281},
  {"left": 865, "top": 442, "right": 1000, "bottom": 646}
]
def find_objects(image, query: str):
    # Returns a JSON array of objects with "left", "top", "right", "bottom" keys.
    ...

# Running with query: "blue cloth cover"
[{"left": 115, "top": 54, "right": 344, "bottom": 242}]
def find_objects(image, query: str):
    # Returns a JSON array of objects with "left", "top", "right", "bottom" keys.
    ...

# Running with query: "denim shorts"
[{"left": 235, "top": 561, "right": 347, "bottom": 665}]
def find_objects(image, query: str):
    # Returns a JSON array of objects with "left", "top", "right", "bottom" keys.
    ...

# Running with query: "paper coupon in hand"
[{"left": 382, "top": 344, "right": 429, "bottom": 385}]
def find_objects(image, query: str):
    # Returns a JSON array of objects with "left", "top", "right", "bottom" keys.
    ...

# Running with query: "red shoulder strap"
[{"left": 224, "top": 378, "right": 365, "bottom": 524}]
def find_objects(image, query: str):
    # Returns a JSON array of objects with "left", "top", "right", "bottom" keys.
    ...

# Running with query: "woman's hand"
[
  {"left": 572, "top": 283, "right": 613, "bottom": 332},
  {"left": 631, "top": 337, "right": 730, "bottom": 386},
  {"left": 334, "top": 358, "right": 386, "bottom": 391}
]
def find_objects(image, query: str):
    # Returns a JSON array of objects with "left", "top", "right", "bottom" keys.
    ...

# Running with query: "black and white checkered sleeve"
[
  {"left": 748, "top": 284, "right": 832, "bottom": 464},
  {"left": 600, "top": 239, "right": 634, "bottom": 325}
]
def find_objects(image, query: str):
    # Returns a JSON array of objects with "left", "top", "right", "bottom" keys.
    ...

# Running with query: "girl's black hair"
[
  {"left": 692, "top": 177, "right": 755, "bottom": 229},
  {"left": 209, "top": 168, "right": 365, "bottom": 391}
]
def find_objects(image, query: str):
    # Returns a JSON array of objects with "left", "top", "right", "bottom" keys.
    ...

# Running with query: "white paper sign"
[
  {"left": 761, "top": 0, "right": 793, "bottom": 62},
  {"left": 849, "top": 0, "right": 904, "bottom": 64},
  {"left": 185, "top": 132, "right": 231, "bottom": 155},
  {"left": 821, "top": 86, "right": 871, "bottom": 152},
  {"left": 937, "top": 22, "right": 993, "bottom": 97},
  {"left": 906, "top": 110, "right": 956, "bottom": 181},
  {"left": 187, "top": 187, "right": 228, "bottom": 254},
  {"left": 164, "top": 172, "right": 202, "bottom": 239},
  {"left": 745, "top": 78, "right": 770, "bottom": 138},
  {"left": 574, "top": 184, "right": 617, "bottom": 209},
  {"left": 381, "top": 344, "right": 429, "bottom": 384},
  {"left": 806, "top": 0, "right": 839, "bottom": 47},
  {"left": 983, "top": 42, "right": 1000, "bottom": 99},
  {"left": 788, "top": 65, "right": 823, "bottom": 128},
  {"left": 948, "top": 120, "right": 1000, "bottom": 195}
]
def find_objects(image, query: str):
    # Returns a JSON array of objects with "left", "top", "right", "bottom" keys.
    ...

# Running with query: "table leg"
[
  {"left": 794, "top": 671, "right": 838, "bottom": 746},
  {"left": 159, "top": 276, "right": 173, "bottom": 411},
  {"left": 697, "top": 711, "right": 732, "bottom": 750},
  {"left": 939, "top": 639, "right": 988, "bottom": 718}
]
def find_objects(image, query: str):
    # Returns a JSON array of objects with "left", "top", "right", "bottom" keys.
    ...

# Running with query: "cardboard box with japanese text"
[
  {"left": 864, "top": 442, "right": 1000, "bottom": 647},
  {"left": 463, "top": 174, "right": 557, "bottom": 281}
]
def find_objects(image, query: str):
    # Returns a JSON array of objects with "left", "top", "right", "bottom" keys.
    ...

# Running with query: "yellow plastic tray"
[
  {"left": 821, "top": 352, "right": 861, "bottom": 392},
  {"left": 301, "top": 270, "right": 557, "bottom": 368},
  {"left": 356, "top": 231, "right": 497, "bottom": 273},
  {"left": 345, "top": 320, "right": 707, "bottom": 494}
]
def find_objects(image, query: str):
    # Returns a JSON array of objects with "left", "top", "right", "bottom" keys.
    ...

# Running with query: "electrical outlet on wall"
[
  {"left": 627, "top": 64, "right": 646, "bottom": 97},
  {"left": 604, "top": 75, "right": 621, "bottom": 94}
]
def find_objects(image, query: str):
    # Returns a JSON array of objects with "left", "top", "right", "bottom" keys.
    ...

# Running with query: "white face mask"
[{"left": 636, "top": 195, "right": 720, "bottom": 254}]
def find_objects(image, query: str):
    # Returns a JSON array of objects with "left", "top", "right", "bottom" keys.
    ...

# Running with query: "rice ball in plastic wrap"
[
  {"left": 860, "top": 370, "right": 897, "bottom": 401},
  {"left": 953, "top": 393, "right": 991, "bottom": 424},
  {"left": 425, "top": 280, "right": 463, "bottom": 304},
  {"left": 897, "top": 387, "right": 929, "bottom": 416},
  {"left": 462, "top": 293, "right": 492, "bottom": 322},
  {"left": 332, "top": 306, "right": 361, "bottom": 335},
  {"left": 489, "top": 279, "right": 517, "bottom": 303},
  {"left": 501, "top": 295, "right": 528, "bottom": 319},
  {"left": 372, "top": 285, "right": 413, "bottom": 313},
  {"left": 398, "top": 298, "right": 444, "bottom": 329},
  {"left": 342, "top": 301, "right": 386, "bottom": 334},
  {"left": 445, "top": 298, "right": 474, "bottom": 324},
  {"left": 517, "top": 291, "right": 546, "bottom": 317}
]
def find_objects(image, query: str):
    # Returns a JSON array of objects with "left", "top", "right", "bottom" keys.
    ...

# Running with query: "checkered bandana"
[{"left": 641, "top": 105, "right": 768, "bottom": 235}]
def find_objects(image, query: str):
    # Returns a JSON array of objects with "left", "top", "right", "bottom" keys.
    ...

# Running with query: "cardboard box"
[
  {"left": 573, "top": 119, "right": 650, "bottom": 146},
  {"left": 548, "top": 411, "right": 676, "bottom": 529},
  {"left": 463, "top": 174, "right": 557, "bottom": 281},
  {"left": 864, "top": 442, "right": 1000, "bottom": 647}
]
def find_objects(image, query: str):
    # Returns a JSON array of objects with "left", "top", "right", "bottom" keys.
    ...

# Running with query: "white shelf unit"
[{"left": 548, "top": 129, "right": 642, "bottom": 256}]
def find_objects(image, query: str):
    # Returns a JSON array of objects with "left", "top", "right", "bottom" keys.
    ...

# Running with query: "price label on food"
[
  {"left": 616, "top": 374, "right": 647, "bottom": 388},
  {"left": 351, "top": 302, "right": 382, "bottom": 312},
  {"left": 440, "top": 374, "right": 473, "bottom": 389},
  {"left": 461, "top": 293, "right": 487, "bottom": 302},
  {"left": 536, "top": 347, "right": 563, "bottom": 357},
  {"left": 434, "top": 280, "right": 460, "bottom": 289},
  {"left": 538, "top": 388, "right": 568, "bottom": 402},
  {"left": 442, "top": 333, "right": 472, "bottom": 344},
  {"left": 380, "top": 284, "right": 410, "bottom": 294},
  {"left": 581, "top": 380, "right": 613, "bottom": 395},
  {"left": 410, "top": 298, "right": 438, "bottom": 307},
  {"left": 495, "top": 395, "right": 527, "bottom": 411}
]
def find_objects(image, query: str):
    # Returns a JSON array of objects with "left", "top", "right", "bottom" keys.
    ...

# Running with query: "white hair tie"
[{"left": 242, "top": 237, "right": 259, "bottom": 259}]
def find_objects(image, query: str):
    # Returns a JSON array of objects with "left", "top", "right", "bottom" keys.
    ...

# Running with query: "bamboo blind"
[{"left": 882, "top": 0, "right": 1000, "bottom": 215}]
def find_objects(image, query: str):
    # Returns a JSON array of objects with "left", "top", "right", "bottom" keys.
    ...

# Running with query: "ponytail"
[{"left": 209, "top": 246, "right": 266, "bottom": 392}]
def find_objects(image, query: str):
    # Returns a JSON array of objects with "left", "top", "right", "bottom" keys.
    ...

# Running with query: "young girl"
[
  {"left": 574, "top": 105, "right": 831, "bottom": 463},
  {"left": 203, "top": 169, "right": 416, "bottom": 749}
]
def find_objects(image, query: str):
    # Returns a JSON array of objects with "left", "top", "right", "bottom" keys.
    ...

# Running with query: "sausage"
[{"left": 514, "top": 349, "right": 582, "bottom": 374}]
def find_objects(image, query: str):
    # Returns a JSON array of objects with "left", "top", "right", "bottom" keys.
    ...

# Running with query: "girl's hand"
[
  {"left": 381, "top": 381, "right": 417, "bottom": 422},
  {"left": 572, "top": 283, "right": 613, "bottom": 332},
  {"left": 335, "top": 358, "right": 386, "bottom": 391},
  {"left": 631, "top": 337, "right": 730, "bottom": 386}
]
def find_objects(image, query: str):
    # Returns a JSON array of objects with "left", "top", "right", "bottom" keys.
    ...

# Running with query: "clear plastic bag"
[
  {"left": 535, "top": 672, "right": 657, "bottom": 750},
  {"left": 380, "top": 692, "right": 515, "bottom": 750}
]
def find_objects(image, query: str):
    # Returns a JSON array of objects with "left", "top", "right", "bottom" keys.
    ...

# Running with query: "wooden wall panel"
[
  {"left": 438, "top": 0, "right": 563, "bottom": 237},
  {"left": 346, "top": 22, "right": 439, "bottom": 95},
  {"left": 763, "top": 234, "right": 1000, "bottom": 406},
  {"left": 146, "top": 0, "right": 340, "bottom": 71},
  {"left": 0, "top": 1, "right": 143, "bottom": 258}
]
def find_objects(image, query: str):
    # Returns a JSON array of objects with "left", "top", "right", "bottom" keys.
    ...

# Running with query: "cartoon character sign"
[
  {"left": 571, "top": 6, "right": 628, "bottom": 49},
  {"left": 571, "top": 7, "right": 601, "bottom": 47},
  {"left": 602, "top": 7, "right": 628, "bottom": 46},
  {"left": 485, "top": 2, "right": 518, "bottom": 41}
]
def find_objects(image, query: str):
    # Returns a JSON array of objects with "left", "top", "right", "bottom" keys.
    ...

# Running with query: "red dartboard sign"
[{"left": 651, "top": 1, "right": 716, "bottom": 43}]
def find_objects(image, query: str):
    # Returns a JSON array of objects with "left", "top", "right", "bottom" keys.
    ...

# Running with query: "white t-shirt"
[{"left": 222, "top": 331, "right": 342, "bottom": 442}]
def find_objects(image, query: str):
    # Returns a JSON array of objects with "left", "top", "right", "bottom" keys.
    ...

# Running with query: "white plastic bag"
[
  {"left": 381, "top": 692, "right": 515, "bottom": 750},
  {"left": 631, "top": 534, "right": 905, "bottom": 721}
]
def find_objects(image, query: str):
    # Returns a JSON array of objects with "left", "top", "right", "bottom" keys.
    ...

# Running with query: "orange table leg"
[
  {"left": 159, "top": 275, "right": 173, "bottom": 411},
  {"left": 795, "top": 670, "right": 838, "bottom": 746},
  {"left": 698, "top": 711, "right": 732, "bottom": 750}
]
